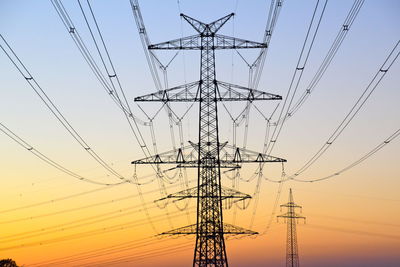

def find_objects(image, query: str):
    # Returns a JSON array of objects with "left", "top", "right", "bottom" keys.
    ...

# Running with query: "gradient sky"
[{"left": 0, "top": 0, "right": 399, "bottom": 266}]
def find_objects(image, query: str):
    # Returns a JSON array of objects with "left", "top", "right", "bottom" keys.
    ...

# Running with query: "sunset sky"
[{"left": 0, "top": 0, "right": 399, "bottom": 266}]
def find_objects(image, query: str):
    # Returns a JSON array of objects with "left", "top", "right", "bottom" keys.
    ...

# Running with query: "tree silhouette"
[{"left": 0, "top": 259, "right": 19, "bottom": 267}]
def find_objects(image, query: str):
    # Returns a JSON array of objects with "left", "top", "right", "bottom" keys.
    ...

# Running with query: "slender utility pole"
[
  {"left": 132, "top": 13, "right": 286, "bottom": 266},
  {"left": 277, "top": 189, "right": 306, "bottom": 267}
]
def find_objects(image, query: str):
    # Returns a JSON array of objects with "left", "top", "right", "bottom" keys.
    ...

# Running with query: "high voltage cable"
[
  {"left": 79, "top": 243, "right": 193, "bottom": 267},
  {"left": 245, "top": 0, "right": 327, "bottom": 233},
  {"left": 50, "top": 0, "right": 153, "bottom": 160},
  {"left": 33, "top": 238, "right": 174, "bottom": 267},
  {"left": 0, "top": 200, "right": 155, "bottom": 242},
  {"left": 52, "top": 0, "right": 180, "bottom": 231},
  {"left": 309, "top": 213, "right": 400, "bottom": 228},
  {"left": 1, "top": 204, "right": 195, "bottom": 245},
  {"left": 290, "top": 40, "right": 400, "bottom": 178},
  {"left": 29, "top": 237, "right": 157, "bottom": 266},
  {"left": 251, "top": 0, "right": 284, "bottom": 89},
  {"left": 129, "top": 0, "right": 162, "bottom": 91},
  {"left": 49, "top": 0, "right": 146, "bottom": 126},
  {"left": 0, "top": 208, "right": 192, "bottom": 252},
  {"left": 129, "top": 0, "right": 192, "bottom": 230},
  {"left": 94, "top": 221, "right": 278, "bottom": 267},
  {"left": 0, "top": 185, "right": 116, "bottom": 214},
  {"left": 76, "top": 0, "right": 152, "bottom": 155},
  {"left": 31, "top": 216, "right": 275, "bottom": 267},
  {"left": 267, "top": 0, "right": 329, "bottom": 155},
  {"left": 52, "top": 2, "right": 174, "bottom": 233},
  {"left": 305, "top": 224, "right": 400, "bottom": 240},
  {"left": 259, "top": 126, "right": 400, "bottom": 184},
  {"left": 233, "top": 0, "right": 284, "bottom": 150},
  {"left": 292, "top": 127, "right": 400, "bottom": 182},
  {"left": 129, "top": 0, "right": 179, "bottom": 153},
  {"left": 285, "top": 0, "right": 365, "bottom": 121},
  {"left": 80, "top": 227, "right": 272, "bottom": 267},
  {"left": 0, "top": 176, "right": 196, "bottom": 222},
  {"left": 84, "top": 244, "right": 193, "bottom": 267},
  {"left": 0, "top": 193, "right": 136, "bottom": 224},
  {"left": 33, "top": 217, "right": 276, "bottom": 267},
  {"left": 0, "top": 122, "right": 125, "bottom": 186},
  {"left": 260, "top": 168, "right": 286, "bottom": 235},
  {"left": 0, "top": 34, "right": 130, "bottom": 183}
]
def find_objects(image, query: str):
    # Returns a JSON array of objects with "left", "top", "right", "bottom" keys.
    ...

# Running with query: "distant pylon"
[{"left": 277, "top": 189, "right": 305, "bottom": 267}]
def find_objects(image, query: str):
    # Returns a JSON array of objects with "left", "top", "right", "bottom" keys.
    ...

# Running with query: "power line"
[
  {"left": 247, "top": 0, "right": 328, "bottom": 237},
  {"left": 292, "top": 127, "right": 400, "bottom": 182},
  {"left": 0, "top": 122, "right": 125, "bottom": 186},
  {"left": 129, "top": 0, "right": 180, "bottom": 153},
  {"left": 286, "top": 0, "right": 365, "bottom": 120},
  {"left": 0, "top": 185, "right": 115, "bottom": 214},
  {"left": 251, "top": 0, "right": 284, "bottom": 89},
  {"left": 234, "top": 0, "right": 284, "bottom": 150},
  {"left": 50, "top": 0, "right": 146, "bottom": 126},
  {"left": 51, "top": 0, "right": 154, "bottom": 161},
  {"left": 0, "top": 203, "right": 194, "bottom": 243},
  {"left": 267, "top": 0, "right": 329, "bottom": 155},
  {"left": 290, "top": 39, "right": 400, "bottom": 177},
  {"left": 29, "top": 237, "right": 157, "bottom": 266},
  {"left": 0, "top": 176, "right": 195, "bottom": 222},
  {"left": 0, "top": 33, "right": 130, "bottom": 183},
  {"left": 0, "top": 207, "right": 192, "bottom": 252},
  {"left": 305, "top": 224, "right": 400, "bottom": 240},
  {"left": 76, "top": 242, "right": 193, "bottom": 267}
]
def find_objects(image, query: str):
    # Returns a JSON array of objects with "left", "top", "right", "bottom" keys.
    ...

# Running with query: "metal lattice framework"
[
  {"left": 132, "top": 13, "right": 286, "bottom": 267},
  {"left": 277, "top": 189, "right": 306, "bottom": 267}
]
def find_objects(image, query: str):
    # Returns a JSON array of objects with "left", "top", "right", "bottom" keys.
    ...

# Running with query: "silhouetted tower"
[
  {"left": 132, "top": 13, "right": 286, "bottom": 266},
  {"left": 277, "top": 189, "right": 306, "bottom": 267}
]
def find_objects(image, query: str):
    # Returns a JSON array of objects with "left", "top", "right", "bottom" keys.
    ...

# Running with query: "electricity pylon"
[
  {"left": 132, "top": 13, "right": 286, "bottom": 266},
  {"left": 277, "top": 189, "right": 306, "bottom": 267}
]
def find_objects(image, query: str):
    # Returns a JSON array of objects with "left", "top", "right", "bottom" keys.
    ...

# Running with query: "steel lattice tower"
[
  {"left": 277, "top": 189, "right": 306, "bottom": 267},
  {"left": 132, "top": 13, "right": 286, "bottom": 266}
]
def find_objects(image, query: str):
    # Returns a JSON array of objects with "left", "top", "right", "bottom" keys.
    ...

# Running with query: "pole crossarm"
[
  {"left": 148, "top": 34, "right": 267, "bottom": 50},
  {"left": 134, "top": 80, "right": 281, "bottom": 102},
  {"left": 159, "top": 223, "right": 257, "bottom": 236}
]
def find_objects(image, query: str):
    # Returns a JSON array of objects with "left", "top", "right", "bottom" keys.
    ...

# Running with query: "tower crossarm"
[
  {"left": 131, "top": 142, "right": 285, "bottom": 165},
  {"left": 155, "top": 185, "right": 251, "bottom": 202},
  {"left": 214, "top": 34, "right": 267, "bottom": 49},
  {"left": 217, "top": 80, "right": 281, "bottom": 101},
  {"left": 148, "top": 34, "right": 267, "bottom": 50},
  {"left": 131, "top": 143, "right": 241, "bottom": 169},
  {"left": 280, "top": 203, "right": 302, "bottom": 209},
  {"left": 134, "top": 80, "right": 281, "bottom": 102},
  {"left": 148, "top": 35, "right": 202, "bottom": 50},
  {"left": 131, "top": 144, "right": 196, "bottom": 165},
  {"left": 277, "top": 212, "right": 306, "bottom": 220},
  {"left": 134, "top": 81, "right": 200, "bottom": 102},
  {"left": 220, "top": 144, "right": 286, "bottom": 163},
  {"left": 159, "top": 223, "right": 257, "bottom": 236}
]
